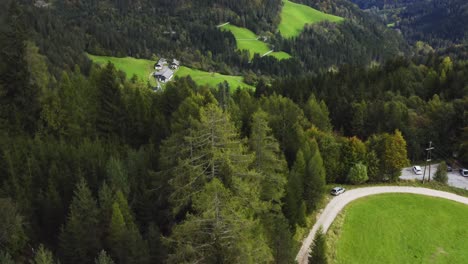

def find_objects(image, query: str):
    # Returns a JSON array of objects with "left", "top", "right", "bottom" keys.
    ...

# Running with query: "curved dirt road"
[{"left": 296, "top": 186, "right": 468, "bottom": 264}]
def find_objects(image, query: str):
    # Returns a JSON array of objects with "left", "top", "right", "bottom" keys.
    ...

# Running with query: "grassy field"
[
  {"left": 279, "top": 0, "right": 344, "bottom": 38},
  {"left": 87, "top": 53, "right": 156, "bottom": 85},
  {"left": 327, "top": 194, "right": 468, "bottom": 264},
  {"left": 175, "top": 66, "right": 254, "bottom": 89},
  {"left": 220, "top": 24, "right": 291, "bottom": 60},
  {"left": 87, "top": 54, "right": 253, "bottom": 89}
]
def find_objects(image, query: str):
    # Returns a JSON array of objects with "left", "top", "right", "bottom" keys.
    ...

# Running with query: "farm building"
[
  {"left": 154, "top": 66, "right": 174, "bottom": 83},
  {"left": 170, "top": 59, "right": 180, "bottom": 69},
  {"left": 154, "top": 58, "right": 167, "bottom": 70}
]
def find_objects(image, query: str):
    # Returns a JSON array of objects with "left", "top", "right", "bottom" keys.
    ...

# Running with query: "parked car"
[
  {"left": 331, "top": 187, "right": 346, "bottom": 196},
  {"left": 460, "top": 168, "right": 468, "bottom": 177},
  {"left": 447, "top": 165, "right": 453, "bottom": 172},
  {"left": 412, "top": 166, "right": 422, "bottom": 175}
]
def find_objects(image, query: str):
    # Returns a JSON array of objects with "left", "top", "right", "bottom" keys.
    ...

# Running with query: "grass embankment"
[
  {"left": 327, "top": 194, "right": 468, "bottom": 263},
  {"left": 87, "top": 54, "right": 253, "bottom": 89},
  {"left": 87, "top": 54, "right": 157, "bottom": 86},
  {"left": 279, "top": 0, "right": 344, "bottom": 38},
  {"left": 220, "top": 24, "right": 291, "bottom": 60},
  {"left": 175, "top": 66, "right": 254, "bottom": 89}
]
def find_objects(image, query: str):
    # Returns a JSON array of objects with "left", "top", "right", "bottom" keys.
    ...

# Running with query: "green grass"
[
  {"left": 175, "top": 66, "right": 254, "bottom": 89},
  {"left": 87, "top": 53, "right": 156, "bottom": 86},
  {"left": 279, "top": 0, "right": 344, "bottom": 38},
  {"left": 87, "top": 54, "right": 253, "bottom": 89},
  {"left": 327, "top": 194, "right": 468, "bottom": 264},
  {"left": 220, "top": 24, "right": 291, "bottom": 60}
]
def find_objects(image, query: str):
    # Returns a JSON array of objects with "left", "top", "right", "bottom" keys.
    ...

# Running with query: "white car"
[
  {"left": 331, "top": 187, "right": 346, "bottom": 196},
  {"left": 413, "top": 166, "right": 422, "bottom": 175},
  {"left": 460, "top": 168, "right": 468, "bottom": 177}
]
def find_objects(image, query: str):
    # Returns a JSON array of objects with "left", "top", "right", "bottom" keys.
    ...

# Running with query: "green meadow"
[
  {"left": 279, "top": 0, "right": 344, "bottom": 38},
  {"left": 87, "top": 53, "right": 156, "bottom": 85},
  {"left": 175, "top": 66, "right": 254, "bottom": 89},
  {"left": 87, "top": 54, "right": 253, "bottom": 89},
  {"left": 220, "top": 24, "right": 291, "bottom": 60},
  {"left": 328, "top": 194, "right": 468, "bottom": 264}
]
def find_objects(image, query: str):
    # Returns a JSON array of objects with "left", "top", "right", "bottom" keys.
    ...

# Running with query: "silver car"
[{"left": 331, "top": 187, "right": 346, "bottom": 196}]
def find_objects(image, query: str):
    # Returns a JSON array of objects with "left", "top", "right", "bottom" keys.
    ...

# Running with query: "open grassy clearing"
[
  {"left": 220, "top": 24, "right": 291, "bottom": 60},
  {"left": 175, "top": 66, "right": 254, "bottom": 89},
  {"left": 327, "top": 194, "right": 468, "bottom": 264},
  {"left": 87, "top": 54, "right": 253, "bottom": 89},
  {"left": 87, "top": 53, "right": 157, "bottom": 86},
  {"left": 279, "top": 0, "right": 344, "bottom": 38}
]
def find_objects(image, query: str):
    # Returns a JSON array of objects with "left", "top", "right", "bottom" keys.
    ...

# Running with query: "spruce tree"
[
  {"left": 284, "top": 150, "right": 306, "bottom": 227},
  {"left": 32, "top": 244, "right": 55, "bottom": 264},
  {"left": 95, "top": 250, "right": 115, "bottom": 264},
  {"left": 168, "top": 178, "right": 272, "bottom": 264},
  {"left": 59, "top": 179, "right": 101, "bottom": 264},
  {"left": 0, "top": 1, "right": 40, "bottom": 133},
  {"left": 309, "top": 228, "right": 327, "bottom": 264},
  {"left": 96, "top": 63, "right": 124, "bottom": 138},
  {"left": 249, "top": 110, "right": 287, "bottom": 205},
  {"left": 303, "top": 139, "right": 326, "bottom": 212}
]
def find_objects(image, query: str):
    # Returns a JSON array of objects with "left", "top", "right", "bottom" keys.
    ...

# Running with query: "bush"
[
  {"left": 433, "top": 162, "right": 448, "bottom": 184},
  {"left": 347, "top": 163, "right": 368, "bottom": 184}
]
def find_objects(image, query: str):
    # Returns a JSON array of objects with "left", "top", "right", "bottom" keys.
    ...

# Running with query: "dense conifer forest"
[{"left": 0, "top": 0, "right": 467, "bottom": 263}]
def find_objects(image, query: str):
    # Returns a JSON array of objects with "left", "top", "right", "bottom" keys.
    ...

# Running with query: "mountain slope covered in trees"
[
  {"left": 351, "top": 0, "right": 468, "bottom": 47},
  {"left": 5, "top": 0, "right": 408, "bottom": 79},
  {"left": 0, "top": 0, "right": 467, "bottom": 263}
]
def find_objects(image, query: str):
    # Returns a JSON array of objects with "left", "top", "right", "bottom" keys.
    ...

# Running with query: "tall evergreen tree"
[
  {"left": 95, "top": 250, "right": 115, "bottom": 264},
  {"left": 303, "top": 139, "right": 326, "bottom": 212},
  {"left": 0, "top": 198, "right": 27, "bottom": 257},
  {"left": 96, "top": 63, "right": 125, "bottom": 138},
  {"left": 309, "top": 228, "right": 327, "bottom": 264},
  {"left": 31, "top": 244, "right": 55, "bottom": 264},
  {"left": 59, "top": 179, "right": 101, "bottom": 264},
  {"left": 304, "top": 95, "right": 332, "bottom": 132},
  {"left": 168, "top": 178, "right": 272, "bottom": 264},
  {"left": 0, "top": 1, "right": 40, "bottom": 133},
  {"left": 284, "top": 150, "right": 306, "bottom": 227},
  {"left": 249, "top": 110, "right": 287, "bottom": 205}
]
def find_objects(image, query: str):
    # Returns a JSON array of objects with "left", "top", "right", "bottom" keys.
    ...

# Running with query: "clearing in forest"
[
  {"left": 220, "top": 24, "right": 292, "bottom": 60},
  {"left": 87, "top": 54, "right": 253, "bottom": 89},
  {"left": 279, "top": 0, "right": 343, "bottom": 38},
  {"left": 175, "top": 66, "right": 254, "bottom": 89}
]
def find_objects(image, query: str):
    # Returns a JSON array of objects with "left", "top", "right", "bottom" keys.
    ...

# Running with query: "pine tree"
[
  {"left": 168, "top": 178, "right": 272, "bottom": 264},
  {"left": 96, "top": 63, "right": 124, "bottom": 137},
  {"left": 284, "top": 150, "right": 306, "bottom": 227},
  {"left": 0, "top": 251, "right": 14, "bottom": 264},
  {"left": 304, "top": 94, "right": 332, "bottom": 132},
  {"left": 59, "top": 179, "right": 101, "bottom": 264},
  {"left": 31, "top": 244, "right": 55, "bottom": 264},
  {"left": 249, "top": 110, "right": 287, "bottom": 205},
  {"left": 0, "top": 1, "right": 40, "bottom": 133},
  {"left": 95, "top": 250, "right": 115, "bottom": 264},
  {"left": 0, "top": 198, "right": 27, "bottom": 256},
  {"left": 162, "top": 103, "right": 260, "bottom": 215},
  {"left": 309, "top": 228, "right": 327, "bottom": 264},
  {"left": 303, "top": 139, "right": 326, "bottom": 212}
]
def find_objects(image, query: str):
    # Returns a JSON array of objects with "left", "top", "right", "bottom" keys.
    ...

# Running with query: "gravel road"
[{"left": 296, "top": 186, "right": 468, "bottom": 264}]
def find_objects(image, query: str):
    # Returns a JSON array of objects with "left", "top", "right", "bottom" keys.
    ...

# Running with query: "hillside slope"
[
  {"left": 278, "top": 0, "right": 343, "bottom": 38},
  {"left": 351, "top": 0, "right": 468, "bottom": 47}
]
